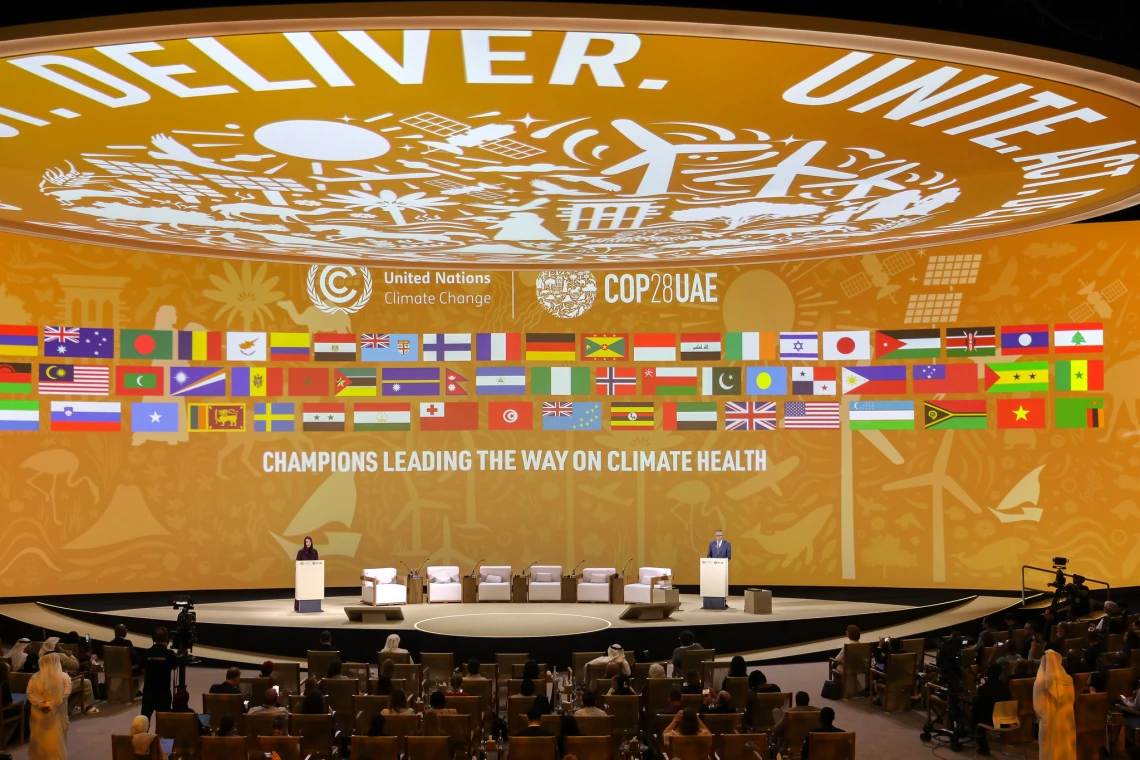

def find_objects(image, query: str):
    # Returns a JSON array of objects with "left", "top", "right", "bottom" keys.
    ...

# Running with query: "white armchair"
[
  {"left": 577, "top": 567, "right": 617, "bottom": 603},
  {"left": 361, "top": 567, "right": 407, "bottom": 606},
  {"left": 478, "top": 565, "right": 511, "bottom": 602},
  {"left": 527, "top": 565, "right": 563, "bottom": 602},
  {"left": 624, "top": 566, "right": 672, "bottom": 604},
  {"left": 426, "top": 565, "right": 462, "bottom": 603}
]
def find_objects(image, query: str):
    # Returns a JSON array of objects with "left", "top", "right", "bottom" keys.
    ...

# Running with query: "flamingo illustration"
[{"left": 20, "top": 450, "right": 99, "bottom": 525}]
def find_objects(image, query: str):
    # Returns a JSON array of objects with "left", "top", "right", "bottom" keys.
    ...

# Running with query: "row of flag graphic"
[
  {"left": 0, "top": 324, "right": 1107, "bottom": 363},
  {"left": 0, "top": 398, "right": 1104, "bottom": 433},
  {"left": 0, "top": 360, "right": 1105, "bottom": 398}
]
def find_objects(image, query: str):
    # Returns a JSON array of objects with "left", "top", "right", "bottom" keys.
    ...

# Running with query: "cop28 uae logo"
[
  {"left": 307, "top": 265, "right": 373, "bottom": 314},
  {"left": 535, "top": 270, "right": 597, "bottom": 319}
]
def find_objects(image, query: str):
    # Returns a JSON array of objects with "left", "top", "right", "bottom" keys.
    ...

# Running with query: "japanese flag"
[{"left": 821, "top": 331, "right": 871, "bottom": 361}]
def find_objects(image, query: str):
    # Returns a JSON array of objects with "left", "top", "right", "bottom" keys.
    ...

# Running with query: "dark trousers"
[{"left": 141, "top": 689, "right": 172, "bottom": 720}]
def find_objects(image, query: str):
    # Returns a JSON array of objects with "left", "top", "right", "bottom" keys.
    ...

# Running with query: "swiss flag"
[
  {"left": 488, "top": 401, "right": 533, "bottom": 430},
  {"left": 419, "top": 401, "right": 478, "bottom": 431}
]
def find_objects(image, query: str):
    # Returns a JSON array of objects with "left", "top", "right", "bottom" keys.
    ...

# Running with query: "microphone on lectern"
[
  {"left": 470, "top": 559, "right": 485, "bottom": 578},
  {"left": 411, "top": 560, "right": 427, "bottom": 579},
  {"left": 399, "top": 561, "right": 413, "bottom": 577},
  {"left": 522, "top": 560, "right": 539, "bottom": 578},
  {"left": 570, "top": 561, "right": 585, "bottom": 578},
  {"left": 621, "top": 559, "right": 633, "bottom": 579}
]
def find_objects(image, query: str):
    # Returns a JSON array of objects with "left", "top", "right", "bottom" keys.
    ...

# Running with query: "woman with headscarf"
[
  {"left": 128, "top": 715, "right": 169, "bottom": 760},
  {"left": 26, "top": 652, "right": 72, "bottom": 760},
  {"left": 381, "top": 634, "right": 408, "bottom": 655},
  {"left": 40, "top": 637, "right": 97, "bottom": 714},
  {"left": 7, "top": 638, "right": 31, "bottom": 671},
  {"left": 586, "top": 645, "right": 630, "bottom": 676},
  {"left": 1033, "top": 649, "right": 1076, "bottom": 760},
  {"left": 722, "top": 655, "right": 747, "bottom": 690},
  {"left": 296, "top": 536, "right": 319, "bottom": 561}
]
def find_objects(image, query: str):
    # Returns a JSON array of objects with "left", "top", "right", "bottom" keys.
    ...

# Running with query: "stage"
[{"left": 0, "top": 590, "right": 1016, "bottom": 668}]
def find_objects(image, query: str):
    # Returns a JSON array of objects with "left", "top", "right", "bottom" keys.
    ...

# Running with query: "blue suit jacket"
[{"left": 707, "top": 540, "right": 731, "bottom": 559}]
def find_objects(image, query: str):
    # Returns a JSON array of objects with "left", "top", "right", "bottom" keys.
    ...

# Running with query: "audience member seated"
[
  {"left": 1083, "top": 631, "right": 1106, "bottom": 671},
  {"left": 41, "top": 637, "right": 98, "bottom": 714},
  {"left": 216, "top": 715, "right": 239, "bottom": 737},
  {"left": 1046, "top": 622, "right": 1070, "bottom": 654},
  {"left": 259, "top": 660, "right": 277, "bottom": 683},
  {"left": 520, "top": 678, "right": 536, "bottom": 697},
  {"left": 517, "top": 705, "right": 554, "bottom": 736},
  {"left": 0, "top": 663, "right": 22, "bottom": 744},
  {"left": 130, "top": 715, "right": 169, "bottom": 760},
  {"left": 1094, "top": 601, "right": 1120, "bottom": 635},
  {"left": 607, "top": 674, "right": 635, "bottom": 696},
  {"left": 298, "top": 687, "right": 327, "bottom": 715},
  {"left": 663, "top": 707, "right": 710, "bottom": 747},
  {"left": 1005, "top": 612, "right": 1020, "bottom": 640},
  {"left": 701, "top": 690, "right": 735, "bottom": 714},
  {"left": 1082, "top": 670, "right": 1106, "bottom": 695},
  {"left": 681, "top": 669, "right": 704, "bottom": 695},
  {"left": 992, "top": 642, "right": 1021, "bottom": 673},
  {"left": 772, "top": 692, "right": 817, "bottom": 754},
  {"left": 533, "top": 695, "right": 554, "bottom": 715},
  {"left": 367, "top": 713, "right": 387, "bottom": 736},
  {"left": 646, "top": 663, "right": 666, "bottom": 684},
  {"left": 383, "top": 688, "right": 415, "bottom": 715},
  {"left": 574, "top": 691, "right": 607, "bottom": 717},
  {"left": 62, "top": 632, "right": 92, "bottom": 667},
  {"left": 7, "top": 638, "right": 31, "bottom": 671},
  {"left": 832, "top": 625, "right": 861, "bottom": 676},
  {"left": 248, "top": 688, "right": 287, "bottom": 715},
  {"left": 1064, "top": 648, "right": 1089, "bottom": 675},
  {"left": 108, "top": 625, "right": 138, "bottom": 663},
  {"left": 587, "top": 646, "right": 630, "bottom": 676},
  {"left": 446, "top": 673, "right": 466, "bottom": 695},
  {"left": 210, "top": 667, "right": 242, "bottom": 695},
  {"left": 750, "top": 669, "right": 781, "bottom": 693},
  {"left": 722, "top": 655, "right": 747, "bottom": 690},
  {"left": 375, "top": 659, "right": 396, "bottom": 694},
  {"left": 802, "top": 706, "right": 844, "bottom": 759},
  {"left": 522, "top": 660, "right": 541, "bottom": 681},
  {"left": 171, "top": 688, "right": 210, "bottom": 735},
  {"left": 873, "top": 637, "right": 902, "bottom": 672},
  {"left": 972, "top": 663, "right": 1011, "bottom": 755},
  {"left": 381, "top": 634, "right": 409, "bottom": 656},
  {"left": 1122, "top": 631, "right": 1140, "bottom": 657},
  {"left": 315, "top": 631, "right": 335, "bottom": 651},
  {"left": 666, "top": 687, "right": 683, "bottom": 713},
  {"left": 429, "top": 689, "right": 456, "bottom": 715},
  {"left": 672, "top": 630, "right": 702, "bottom": 672},
  {"left": 271, "top": 714, "right": 288, "bottom": 736},
  {"left": 974, "top": 618, "right": 997, "bottom": 655},
  {"left": 467, "top": 659, "right": 488, "bottom": 680},
  {"left": 20, "top": 652, "right": 40, "bottom": 673}
]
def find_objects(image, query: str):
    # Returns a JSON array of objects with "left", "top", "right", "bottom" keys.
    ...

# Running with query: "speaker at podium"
[{"left": 295, "top": 560, "right": 324, "bottom": 613}]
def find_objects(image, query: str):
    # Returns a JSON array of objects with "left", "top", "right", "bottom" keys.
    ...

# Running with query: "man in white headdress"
[
  {"left": 381, "top": 634, "right": 408, "bottom": 655},
  {"left": 25, "top": 652, "right": 72, "bottom": 760},
  {"left": 1033, "top": 648, "right": 1076, "bottom": 760},
  {"left": 40, "top": 637, "right": 97, "bottom": 714},
  {"left": 587, "top": 645, "right": 631, "bottom": 676},
  {"left": 5, "top": 638, "right": 30, "bottom": 670}
]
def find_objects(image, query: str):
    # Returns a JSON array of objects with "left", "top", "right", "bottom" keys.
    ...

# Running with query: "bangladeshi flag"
[
  {"left": 115, "top": 365, "right": 164, "bottom": 396},
  {"left": 119, "top": 329, "right": 174, "bottom": 360}
]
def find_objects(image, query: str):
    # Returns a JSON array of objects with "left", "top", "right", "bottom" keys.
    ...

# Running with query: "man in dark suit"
[
  {"left": 209, "top": 667, "right": 243, "bottom": 695},
  {"left": 707, "top": 529, "right": 731, "bottom": 560}
]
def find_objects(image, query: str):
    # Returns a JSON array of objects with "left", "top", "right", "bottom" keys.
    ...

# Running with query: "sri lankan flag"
[
  {"left": 984, "top": 361, "right": 1049, "bottom": 392},
  {"left": 581, "top": 333, "right": 627, "bottom": 361},
  {"left": 1055, "top": 398, "right": 1104, "bottom": 429},
  {"left": 923, "top": 400, "right": 987, "bottom": 430},
  {"left": 1054, "top": 359, "right": 1103, "bottom": 391},
  {"left": 610, "top": 401, "right": 654, "bottom": 430}
]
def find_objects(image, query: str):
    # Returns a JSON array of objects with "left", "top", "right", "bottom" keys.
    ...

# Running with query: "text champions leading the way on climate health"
[{"left": 262, "top": 447, "right": 767, "bottom": 474}]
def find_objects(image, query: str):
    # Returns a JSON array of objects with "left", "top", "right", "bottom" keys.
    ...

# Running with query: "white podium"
[
  {"left": 700, "top": 557, "right": 728, "bottom": 610},
  {"left": 295, "top": 560, "right": 325, "bottom": 613}
]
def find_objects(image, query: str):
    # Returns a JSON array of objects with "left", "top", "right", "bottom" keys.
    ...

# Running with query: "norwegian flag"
[
  {"left": 44, "top": 326, "right": 80, "bottom": 345},
  {"left": 361, "top": 334, "right": 390, "bottom": 350},
  {"left": 542, "top": 401, "right": 573, "bottom": 417},
  {"left": 725, "top": 401, "right": 777, "bottom": 431}
]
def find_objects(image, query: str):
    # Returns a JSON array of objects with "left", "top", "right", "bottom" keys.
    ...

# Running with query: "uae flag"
[
  {"left": 610, "top": 402, "right": 655, "bottom": 431},
  {"left": 680, "top": 333, "right": 721, "bottom": 361},
  {"left": 642, "top": 367, "right": 698, "bottom": 395},
  {"left": 874, "top": 329, "right": 941, "bottom": 359},
  {"left": 303, "top": 403, "right": 346, "bottom": 431},
  {"left": 662, "top": 401, "right": 717, "bottom": 431},
  {"left": 595, "top": 366, "right": 638, "bottom": 396},
  {"left": 353, "top": 402, "right": 411, "bottom": 431},
  {"left": 945, "top": 327, "right": 996, "bottom": 357},
  {"left": 488, "top": 401, "right": 533, "bottom": 430},
  {"left": 419, "top": 401, "right": 478, "bottom": 431},
  {"left": 790, "top": 367, "right": 836, "bottom": 396},
  {"left": 313, "top": 333, "right": 357, "bottom": 361}
]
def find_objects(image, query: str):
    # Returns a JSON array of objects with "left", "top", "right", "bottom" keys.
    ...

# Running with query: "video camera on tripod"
[
  {"left": 171, "top": 596, "right": 200, "bottom": 690},
  {"left": 921, "top": 632, "right": 973, "bottom": 750}
]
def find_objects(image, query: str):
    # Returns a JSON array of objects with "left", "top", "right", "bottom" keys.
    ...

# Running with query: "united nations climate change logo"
[
  {"left": 535, "top": 270, "right": 597, "bottom": 319},
  {"left": 307, "top": 265, "right": 373, "bottom": 315}
]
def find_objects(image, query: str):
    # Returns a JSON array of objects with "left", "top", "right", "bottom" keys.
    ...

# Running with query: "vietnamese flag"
[
  {"left": 115, "top": 366, "right": 164, "bottom": 396},
  {"left": 996, "top": 398, "right": 1046, "bottom": 429},
  {"left": 419, "top": 401, "right": 478, "bottom": 431},
  {"left": 488, "top": 401, "right": 533, "bottom": 430}
]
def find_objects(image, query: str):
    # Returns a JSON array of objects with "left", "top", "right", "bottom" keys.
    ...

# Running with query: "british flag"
[
  {"left": 542, "top": 401, "right": 573, "bottom": 417},
  {"left": 361, "top": 334, "right": 389, "bottom": 350},
  {"left": 725, "top": 401, "right": 777, "bottom": 431}
]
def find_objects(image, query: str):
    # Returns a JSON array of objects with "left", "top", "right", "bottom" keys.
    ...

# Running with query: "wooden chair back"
[
  {"left": 382, "top": 712, "right": 422, "bottom": 753},
  {"left": 155, "top": 711, "right": 201, "bottom": 758},
  {"left": 307, "top": 650, "right": 341, "bottom": 681},
  {"left": 258, "top": 736, "right": 302, "bottom": 760},
  {"left": 809, "top": 732, "right": 855, "bottom": 760},
  {"left": 1011, "top": 629, "right": 1027, "bottom": 654},
  {"left": 408, "top": 735, "right": 452, "bottom": 760},
  {"left": 275, "top": 662, "right": 301, "bottom": 695},
  {"left": 632, "top": 662, "right": 663, "bottom": 693},
  {"left": 244, "top": 712, "right": 279, "bottom": 738},
  {"left": 701, "top": 712, "right": 742, "bottom": 736},
  {"left": 573, "top": 652, "right": 604, "bottom": 684},
  {"left": 290, "top": 713, "right": 335, "bottom": 759},
  {"left": 511, "top": 662, "right": 549, "bottom": 680},
  {"left": 593, "top": 678, "right": 613, "bottom": 699},
  {"left": 352, "top": 735, "right": 399, "bottom": 760},
  {"left": 681, "top": 694, "right": 704, "bottom": 712},
  {"left": 1071, "top": 672, "right": 1090, "bottom": 694},
  {"left": 508, "top": 678, "right": 528, "bottom": 696},
  {"left": 1007, "top": 678, "right": 1036, "bottom": 744},
  {"left": 670, "top": 734, "right": 713, "bottom": 760},
  {"left": 646, "top": 678, "right": 682, "bottom": 714},
  {"left": 681, "top": 649, "right": 716, "bottom": 680},
  {"left": 394, "top": 663, "right": 423, "bottom": 696},
  {"left": 1106, "top": 668, "right": 1133, "bottom": 700},
  {"left": 585, "top": 662, "right": 608, "bottom": 691},
  {"left": 508, "top": 694, "right": 537, "bottom": 734},
  {"left": 354, "top": 694, "right": 389, "bottom": 733},
  {"left": 421, "top": 653, "right": 454, "bottom": 686},
  {"left": 720, "top": 734, "right": 768, "bottom": 760},
  {"left": 879, "top": 653, "right": 918, "bottom": 712},
  {"left": 202, "top": 693, "right": 244, "bottom": 731},
  {"left": 539, "top": 714, "right": 563, "bottom": 734},
  {"left": 1075, "top": 692, "right": 1108, "bottom": 760},
  {"left": 462, "top": 676, "right": 493, "bottom": 720},
  {"left": 439, "top": 713, "right": 474, "bottom": 756},
  {"left": 8, "top": 672, "right": 31, "bottom": 693},
  {"left": 900, "top": 638, "right": 925, "bottom": 655},
  {"left": 724, "top": 677, "right": 750, "bottom": 710},
  {"left": 575, "top": 714, "right": 614, "bottom": 736},
  {"left": 564, "top": 735, "right": 611, "bottom": 760},
  {"left": 200, "top": 736, "right": 246, "bottom": 760},
  {"left": 700, "top": 661, "right": 729, "bottom": 692},
  {"left": 510, "top": 735, "right": 558, "bottom": 760},
  {"left": 290, "top": 693, "right": 329, "bottom": 713},
  {"left": 445, "top": 695, "right": 481, "bottom": 724},
  {"left": 320, "top": 677, "right": 360, "bottom": 729},
  {"left": 111, "top": 735, "right": 161, "bottom": 760},
  {"left": 783, "top": 710, "right": 822, "bottom": 754},
  {"left": 603, "top": 694, "right": 641, "bottom": 735},
  {"left": 838, "top": 642, "right": 873, "bottom": 698},
  {"left": 343, "top": 662, "right": 372, "bottom": 692},
  {"left": 496, "top": 654, "right": 528, "bottom": 679},
  {"left": 103, "top": 646, "right": 139, "bottom": 703},
  {"left": 238, "top": 676, "right": 274, "bottom": 707},
  {"left": 378, "top": 650, "right": 412, "bottom": 667},
  {"left": 749, "top": 692, "right": 791, "bottom": 732}
]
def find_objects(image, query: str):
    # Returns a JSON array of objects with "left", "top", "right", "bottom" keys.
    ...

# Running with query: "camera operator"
[
  {"left": 972, "top": 663, "right": 1010, "bottom": 756},
  {"left": 140, "top": 627, "right": 178, "bottom": 720},
  {"left": 1066, "top": 575, "right": 1091, "bottom": 620}
]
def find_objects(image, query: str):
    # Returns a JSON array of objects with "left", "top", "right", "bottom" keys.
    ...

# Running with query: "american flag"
[
  {"left": 783, "top": 401, "right": 840, "bottom": 429},
  {"left": 725, "top": 401, "right": 776, "bottom": 431},
  {"left": 361, "top": 334, "right": 389, "bottom": 350},
  {"left": 44, "top": 326, "right": 80, "bottom": 345},
  {"left": 542, "top": 401, "right": 573, "bottom": 417}
]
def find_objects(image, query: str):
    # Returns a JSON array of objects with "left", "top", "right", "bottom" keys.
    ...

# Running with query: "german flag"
[
  {"left": 610, "top": 402, "right": 655, "bottom": 430},
  {"left": 526, "top": 333, "right": 575, "bottom": 361}
]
